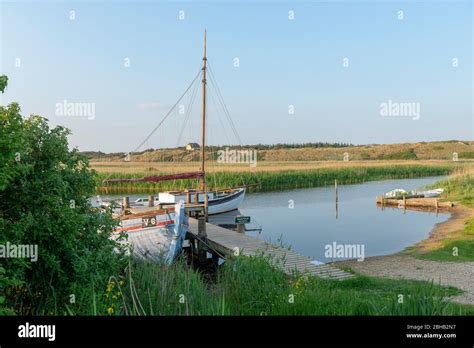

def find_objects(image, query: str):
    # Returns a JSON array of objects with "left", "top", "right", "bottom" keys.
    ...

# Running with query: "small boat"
[
  {"left": 101, "top": 197, "right": 153, "bottom": 209},
  {"left": 383, "top": 188, "right": 444, "bottom": 199},
  {"left": 113, "top": 200, "right": 188, "bottom": 264},
  {"left": 383, "top": 189, "right": 408, "bottom": 198},
  {"left": 418, "top": 188, "right": 444, "bottom": 198}
]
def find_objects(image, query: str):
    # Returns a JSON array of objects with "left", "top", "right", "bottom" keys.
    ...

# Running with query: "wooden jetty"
[
  {"left": 114, "top": 198, "right": 353, "bottom": 280},
  {"left": 186, "top": 218, "right": 354, "bottom": 280},
  {"left": 376, "top": 196, "right": 454, "bottom": 209}
]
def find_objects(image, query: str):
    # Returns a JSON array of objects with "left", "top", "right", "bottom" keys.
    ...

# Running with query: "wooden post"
[
  {"left": 204, "top": 193, "right": 209, "bottom": 222},
  {"left": 197, "top": 213, "right": 207, "bottom": 263},
  {"left": 335, "top": 179, "right": 339, "bottom": 219},
  {"left": 123, "top": 196, "right": 130, "bottom": 209},
  {"left": 148, "top": 195, "right": 154, "bottom": 207},
  {"left": 194, "top": 191, "right": 199, "bottom": 205},
  {"left": 212, "top": 252, "right": 219, "bottom": 267},
  {"left": 236, "top": 223, "right": 245, "bottom": 233},
  {"left": 403, "top": 196, "right": 406, "bottom": 210},
  {"left": 186, "top": 191, "right": 191, "bottom": 204}
]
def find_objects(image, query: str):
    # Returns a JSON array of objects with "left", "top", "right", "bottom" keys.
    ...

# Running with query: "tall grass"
[
  {"left": 96, "top": 164, "right": 454, "bottom": 194},
  {"left": 116, "top": 255, "right": 473, "bottom": 316},
  {"left": 415, "top": 168, "right": 474, "bottom": 261},
  {"left": 426, "top": 166, "right": 474, "bottom": 208}
]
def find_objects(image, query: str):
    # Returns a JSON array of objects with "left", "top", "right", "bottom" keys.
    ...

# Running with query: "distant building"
[{"left": 186, "top": 143, "right": 200, "bottom": 151}]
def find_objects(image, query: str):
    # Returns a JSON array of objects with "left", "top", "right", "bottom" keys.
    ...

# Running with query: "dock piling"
[
  {"left": 123, "top": 196, "right": 130, "bottom": 209},
  {"left": 148, "top": 195, "right": 154, "bottom": 207},
  {"left": 197, "top": 214, "right": 207, "bottom": 262}
]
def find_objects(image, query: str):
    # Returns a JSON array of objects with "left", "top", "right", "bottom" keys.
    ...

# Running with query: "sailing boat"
[{"left": 105, "top": 31, "right": 246, "bottom": 215}]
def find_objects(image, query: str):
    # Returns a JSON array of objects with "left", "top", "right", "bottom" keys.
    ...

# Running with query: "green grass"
[
  {"left": 426, "top": 173, "right": 474, "bottom": 208},
  {"left": 96, "top": 164, "right": 454, "bottom": 194},
  {"left": 459, "top": 152, "right": 474, "bottom": 159},
  {"left": 416, "top": 217, "right": 474, "bottom": 262},
  {"left": 376, "top": 149, "right": 417, "bottom": 160},
  {"left": 115, "top": 255, "right": 474, "bottom": 316},
  {"left": 414, "top": 172, "right": 474, "bottom": 261},
  {"left": 417, "top": 240, "right": 474, "bottom": 262}
]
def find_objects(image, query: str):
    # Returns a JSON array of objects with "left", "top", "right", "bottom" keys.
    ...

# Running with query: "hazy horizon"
[{"left": 1, "top": 0, "right": 472, "bottom": 153}]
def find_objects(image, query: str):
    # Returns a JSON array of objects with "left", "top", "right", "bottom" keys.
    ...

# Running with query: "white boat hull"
[
  {"left": 112, "top": 201, "right": 188, "bottom": 264},
  {"left": 158, "top": 187, "right": 246, "bottom": 215}
]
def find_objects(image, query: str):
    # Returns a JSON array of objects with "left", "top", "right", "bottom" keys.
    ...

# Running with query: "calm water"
[
  {"left": 94, "top": 176, "right": 449, "bottom": 263},
  {"left": 236, "top": 176, "right": 449, "bottom": 263}
]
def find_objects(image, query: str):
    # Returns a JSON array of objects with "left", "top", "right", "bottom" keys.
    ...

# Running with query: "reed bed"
[{"left": 95, "top": 164, "right": 457, "bottom": 194}]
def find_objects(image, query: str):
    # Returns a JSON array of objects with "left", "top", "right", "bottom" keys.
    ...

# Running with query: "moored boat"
[
  {"left": 103, "top": 31, "right": 246, "bottom": 216},
  {"left": 112, "top": 200, "right": 188, "bottom": 264},
  {"left": 383, "top": 188, "right": 444, "bottom": 199}
]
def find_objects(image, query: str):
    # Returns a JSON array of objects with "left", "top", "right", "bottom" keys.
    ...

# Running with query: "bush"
[{"left": 0, "top": 101, "right": 127, "bottom": 314}]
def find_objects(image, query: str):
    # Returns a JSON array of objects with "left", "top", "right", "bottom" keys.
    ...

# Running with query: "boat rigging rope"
[
  {"left": 207, "top": 62, "right": 242, "bottom": 145},
  {"left": 176, "top": 69, "right": 202, "bottom": 147},
  {"left": 207, "top": 61, "right": 262, "bottom": 190},
  {"left": 101, "top": 68, "right": 202, "bottom": 185},
  {"left": 129, "top": 68, "right": 202, "bottom": 156}
]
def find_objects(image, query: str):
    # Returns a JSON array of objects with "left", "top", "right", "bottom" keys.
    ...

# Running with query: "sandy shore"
[{"left": 338, "top": 205, "right": 474, "bottom": 305}]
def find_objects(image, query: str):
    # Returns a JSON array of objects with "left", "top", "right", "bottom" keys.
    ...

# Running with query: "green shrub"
[{"left": 0, "top": 102, "right": 127, "bottom": 315}]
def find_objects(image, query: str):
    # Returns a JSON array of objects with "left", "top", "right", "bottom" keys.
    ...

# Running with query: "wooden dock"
[
  {"left": 376, "top": 197, "right": 454, "bottom": 209},
  {"left": 187, "top": 218, "right": 354, "bottom": 281}
]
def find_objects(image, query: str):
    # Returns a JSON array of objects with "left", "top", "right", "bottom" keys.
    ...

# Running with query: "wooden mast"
[{"left": 200, "top": 30, "right": 207, "bottom": 192}]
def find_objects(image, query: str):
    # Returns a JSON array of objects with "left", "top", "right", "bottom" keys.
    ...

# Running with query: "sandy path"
[
  {"left": 340, "top": 255, "right": 474, "bottom": 304},
  {"left": 339, "top": 206, "right": 474, "bottom": 305}
]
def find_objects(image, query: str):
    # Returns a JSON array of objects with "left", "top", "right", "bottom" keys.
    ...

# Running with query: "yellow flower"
[{"left": 107, "top": 307, "right": 114, "bottom": 314}]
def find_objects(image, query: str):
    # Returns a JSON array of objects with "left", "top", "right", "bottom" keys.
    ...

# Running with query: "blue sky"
[{"left": 1, "top": 0, "right": 472, "bottom": 152}]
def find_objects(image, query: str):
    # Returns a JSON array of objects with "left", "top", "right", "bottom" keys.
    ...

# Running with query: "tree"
[
  {"left": 0, "top": 76, "right": 126, "bottom": 314},
  {"left": 0, "top": 75, "right": 7, "bottom": 93}
]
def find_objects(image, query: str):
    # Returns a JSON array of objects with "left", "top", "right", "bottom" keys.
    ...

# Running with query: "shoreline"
[
  {"left": 412, "top": 205, "right": 474, "bottom": 252},
  {"left": 338, "top": 203, "right": 474, "bottom": 304}
]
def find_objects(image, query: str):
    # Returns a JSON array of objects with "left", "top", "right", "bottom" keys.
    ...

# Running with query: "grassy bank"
[
  {"left": 95, "top": 163, "right": 457, "bottom": 194},
  {"left": 411, "top": 169, "right": 474, "bottom": 262},
  {"left": 107, "top": 256, "right": 474, "bottom": 315}
]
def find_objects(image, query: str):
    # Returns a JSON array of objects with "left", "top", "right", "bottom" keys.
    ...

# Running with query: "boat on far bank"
[{"left": 383, "top": 188, "right": 444, "bottom": 199}]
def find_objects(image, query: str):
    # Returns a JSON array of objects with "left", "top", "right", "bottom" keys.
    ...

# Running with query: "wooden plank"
[{"left": 376, "top": 197, "right": 453, "bottom": 208}]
